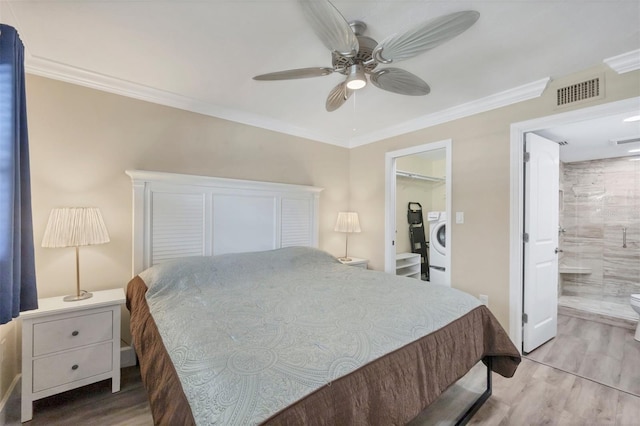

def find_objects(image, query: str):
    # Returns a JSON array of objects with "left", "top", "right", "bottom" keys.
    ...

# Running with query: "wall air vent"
[
  {"left": 556, "top": 77, "right": 601, "bottom": 106},
  {"left": 612, "top": 136, "right": 640, "bottom": 145}
]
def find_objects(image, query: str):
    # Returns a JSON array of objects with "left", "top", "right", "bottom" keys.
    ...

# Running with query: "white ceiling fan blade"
[
  {"left": 326, "top": 81, "right": 353, "bottom": 111},
  {"left": 298, "top": 0, "right": 359, "bottom": 57},
  {"left": 373, "top": 11, "right": 480, "bottom": 64},
  {"left": 253, "top": 67, "right": 334, "bottom": 81},
  {"left": 370, "top": 68, "right": 430, "bottom": 96}
]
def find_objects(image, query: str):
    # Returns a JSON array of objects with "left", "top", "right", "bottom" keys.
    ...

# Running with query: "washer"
[{"left": 427, "top": 211, "right": 448, "bottom": 286}]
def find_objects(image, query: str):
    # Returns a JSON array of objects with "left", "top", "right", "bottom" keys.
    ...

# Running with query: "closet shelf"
[
  {"left": 396, "top": 252, "right": 421, "bottom": 279},
  {"left": 396, "top": 170, "right": 445, "bottom": 183}
]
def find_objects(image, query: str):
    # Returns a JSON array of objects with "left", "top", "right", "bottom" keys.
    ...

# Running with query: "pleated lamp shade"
[
  {"left": 41, "top": 207, "right": 110, "bottom": 301},
  {"left": 42, "top": 207, "right": 110, "bottom": 248},
  {"left": 334, "top": 212, "right": 361, "bottom": 233},
  {"left": 334, "top": 212, "right": 361, "bottom": 262}
]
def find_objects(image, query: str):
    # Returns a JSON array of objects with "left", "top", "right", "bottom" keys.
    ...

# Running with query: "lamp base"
[
  {"left": 338, "top": 257, "right": 352, "bottom": 262},
  {"left": 63, "top": 291, "right": 93, "bottom": 302}
]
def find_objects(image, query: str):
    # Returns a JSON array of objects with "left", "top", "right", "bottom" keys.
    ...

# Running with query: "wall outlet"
[{"left": 479, "top": 294, "right": 489, "bottom": 306}]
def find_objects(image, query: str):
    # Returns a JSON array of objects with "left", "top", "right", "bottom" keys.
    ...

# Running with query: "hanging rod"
[{"left": 396, "top": 170, "right": 445, "bottom": 182}]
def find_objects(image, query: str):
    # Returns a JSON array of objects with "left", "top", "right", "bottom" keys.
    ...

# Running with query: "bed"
[{"left": 124, "top": 170, "right": 520, "bottom": 425}]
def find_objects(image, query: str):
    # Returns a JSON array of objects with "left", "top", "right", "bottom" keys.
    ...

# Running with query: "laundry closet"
[{"left": 395, "top": 150, "right": 446, "bottom": 282}]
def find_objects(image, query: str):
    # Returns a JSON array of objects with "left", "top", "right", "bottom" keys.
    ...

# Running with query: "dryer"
[{"left": 427, "top": 211, "right": 448, "bottom": 286}]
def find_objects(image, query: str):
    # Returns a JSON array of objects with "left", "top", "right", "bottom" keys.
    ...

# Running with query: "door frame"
[
  {"left": 508, "top": 96, "right": 640, "bottom": 352},
  {"left": 385, "top": 140, "right": 453, "bottom": 278}
]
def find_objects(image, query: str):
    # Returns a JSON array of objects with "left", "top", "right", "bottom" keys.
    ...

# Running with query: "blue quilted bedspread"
[{"left": 141, "top": 246, "right": 481, "bottom": 425}]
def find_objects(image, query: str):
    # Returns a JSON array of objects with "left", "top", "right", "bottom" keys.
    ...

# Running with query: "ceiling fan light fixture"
[
  {"left": 346, "top": 64, "right": 367, "bottom": 90},
  {"left": 256, "top": 4, "right": 480, "bottom": 111}
]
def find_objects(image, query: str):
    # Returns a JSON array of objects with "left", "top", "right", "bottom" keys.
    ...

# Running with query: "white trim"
[
  {"left": 0, "top": 374, "right": 20, "bottom": 419},
  {"left": 25, "top": 55, "right": 347, "bottom": 148},
  {"left": 508, "top": 96, "right": 640, "bottom": 352},
  {"left": 385, "top": 140, "right": 452, "bottom": 286},
  {"left": 604, "top": 49, "right": 640, "bottom": 74},
  {"left": 24, "top": 52, "right": 549, "bottom": 149},
  {"left": 350, "top": 78, "right": 550, "bottom": 148}
]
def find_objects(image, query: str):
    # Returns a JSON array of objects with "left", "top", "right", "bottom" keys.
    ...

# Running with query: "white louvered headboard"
[{"left": 126, "top": 170, "right": 323, "bottom": 276}]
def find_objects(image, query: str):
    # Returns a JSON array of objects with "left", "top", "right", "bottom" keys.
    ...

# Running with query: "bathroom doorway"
[
  {"left": 509, "top": 97, "right": 640, "bottom": 352},
  {"left": 510, "top": 97, "right": 640, "bottom": 396}
]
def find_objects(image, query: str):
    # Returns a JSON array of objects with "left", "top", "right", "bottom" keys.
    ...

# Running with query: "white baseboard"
[
  {"left": 0, "top": 373, "right": 21, "bottom": 424},
  {"left": 120, "top": 345, "right": 137, "bottom": 368}
]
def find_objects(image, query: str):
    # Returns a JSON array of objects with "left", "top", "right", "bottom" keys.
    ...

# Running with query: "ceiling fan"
[{"left": 253, "top": 0, "right": 480, "bottom": 112}]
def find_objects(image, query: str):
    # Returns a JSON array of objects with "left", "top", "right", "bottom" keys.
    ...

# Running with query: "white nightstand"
[
  {"left": 338, "top": 257, "right": 368, "bottom": 269},
  {"left": 20, "top": 288, "right": 125, "bottom": 422}
]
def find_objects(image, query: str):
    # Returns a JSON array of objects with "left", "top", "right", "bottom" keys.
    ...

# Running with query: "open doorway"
[
  {"left": 385, "top": 140, "right": 452, "bottom": 285},
  {"left": 395, "top": 150, "right": 447, "bottom": 282},
  {"left": 509, "top": 97, "right": 640, "bottom": 353}
]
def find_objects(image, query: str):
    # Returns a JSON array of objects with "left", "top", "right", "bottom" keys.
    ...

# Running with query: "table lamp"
[
  {"left": 334, "top": 211, "right": 361, "bottom": 261},
  {"left": 41, "top": 207, "right": 110, "bottom": 301}
]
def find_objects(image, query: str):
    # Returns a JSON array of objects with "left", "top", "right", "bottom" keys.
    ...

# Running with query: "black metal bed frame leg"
[{"left": 454, "top": 357, "right": 493, "bottom": 426}]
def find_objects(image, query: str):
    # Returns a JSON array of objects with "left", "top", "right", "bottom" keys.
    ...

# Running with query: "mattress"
[{"left": 127, "top": 247, "right": 520, "bottom": 425}]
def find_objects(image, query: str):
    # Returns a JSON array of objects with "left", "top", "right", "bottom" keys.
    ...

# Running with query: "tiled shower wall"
[{"left": 560, "top": 156, "right": 640, "bottom": 303}]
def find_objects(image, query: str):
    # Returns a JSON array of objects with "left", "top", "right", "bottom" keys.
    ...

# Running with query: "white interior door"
[{"left": 523, "top": 133, "right": 559, "bottom": 353}]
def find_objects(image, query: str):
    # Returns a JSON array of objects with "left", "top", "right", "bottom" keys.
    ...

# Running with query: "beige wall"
[
  {"left": 2, "top": 65, "right": 638, "bottom": 406},
  {"left": 0, "top": 321, "right": 18, "bottom": 413},
  {"left": 24, "top": 74, "right": 350, "bottom": 344},
  {"left": 348, "top": 65, "right": 640, "bottom": 331},
  {"left": 0, "top": 76, "right": 349, "bottom": 403}
]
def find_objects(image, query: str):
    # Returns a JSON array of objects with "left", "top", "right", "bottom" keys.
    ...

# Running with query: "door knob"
[{"left": 555, "top": 248, "right": 563, "bottom": 254}]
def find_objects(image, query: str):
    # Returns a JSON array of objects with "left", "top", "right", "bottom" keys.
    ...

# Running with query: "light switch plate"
[{"left": 456, "top": 212, "right": 464, "bottom": 224}]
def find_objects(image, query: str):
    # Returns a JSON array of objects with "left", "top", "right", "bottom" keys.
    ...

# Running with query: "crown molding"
[
  {"left": 347, "top": 77, "right": 551, "bottom": 148},
  {"left": 604, "top": 49, "right": 640, "bottom": 74},
  {"left": 25, "top": 54, "right": 549, "bottom": 149},
  {"left": 24, "top": 55, "right": 347, "bottom": 147}
]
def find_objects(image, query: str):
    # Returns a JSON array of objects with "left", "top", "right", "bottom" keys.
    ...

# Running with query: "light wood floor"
[
  {"left": 4, "top": 367, "right": 153, "bottom": 426},
  {"left": 471, "top": 358, "right": 640, "bottom": 425},
  {"left": 525, "top": 313, "right": 640, "bottom": 397},
  {"left": 5, "top": 315, "right": 639, "bottom": 425}
]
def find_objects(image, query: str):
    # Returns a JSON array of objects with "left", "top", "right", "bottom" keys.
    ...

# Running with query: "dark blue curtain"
[{"left": 0, "top": 24, "right": 38, "bottom": 324}]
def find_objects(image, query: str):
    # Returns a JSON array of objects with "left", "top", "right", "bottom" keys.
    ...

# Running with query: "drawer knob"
[
  {"left": 71, "top": 331, "right": 79, "bottom": 337},
  {"left": 71, "top": 364, "right": 79, "bottom": 371}
]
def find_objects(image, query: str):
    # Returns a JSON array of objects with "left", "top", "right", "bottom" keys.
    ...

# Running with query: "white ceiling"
[
  {"left": 2, "top": 0, "right": 640, "bottom": 150},
  {"left": 539, "top": 111, "right": 640, "bottom": 163}
]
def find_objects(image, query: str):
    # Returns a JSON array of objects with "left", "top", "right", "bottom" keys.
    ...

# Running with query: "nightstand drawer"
[
  {"left": 32, "top": 342, "right": 113, "bottom": 393},
  {"left": 33, "top": 311, "right": 113, "bottom": 356}
]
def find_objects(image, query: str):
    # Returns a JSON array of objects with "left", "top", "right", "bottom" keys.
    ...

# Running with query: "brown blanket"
[{"left": 127, "top": 276, "right": 520, "bottom": 425}]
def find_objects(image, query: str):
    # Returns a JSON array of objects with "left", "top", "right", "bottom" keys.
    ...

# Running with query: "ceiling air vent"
[
  {"left": 612, "top": 136, "right": 640, "bottom": 145},
  {"left": 557, "top": 140, "right": 569, "bottom": 146},
  {"left": 557, "top": 78, "right": 600, "bottom": 106}
]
